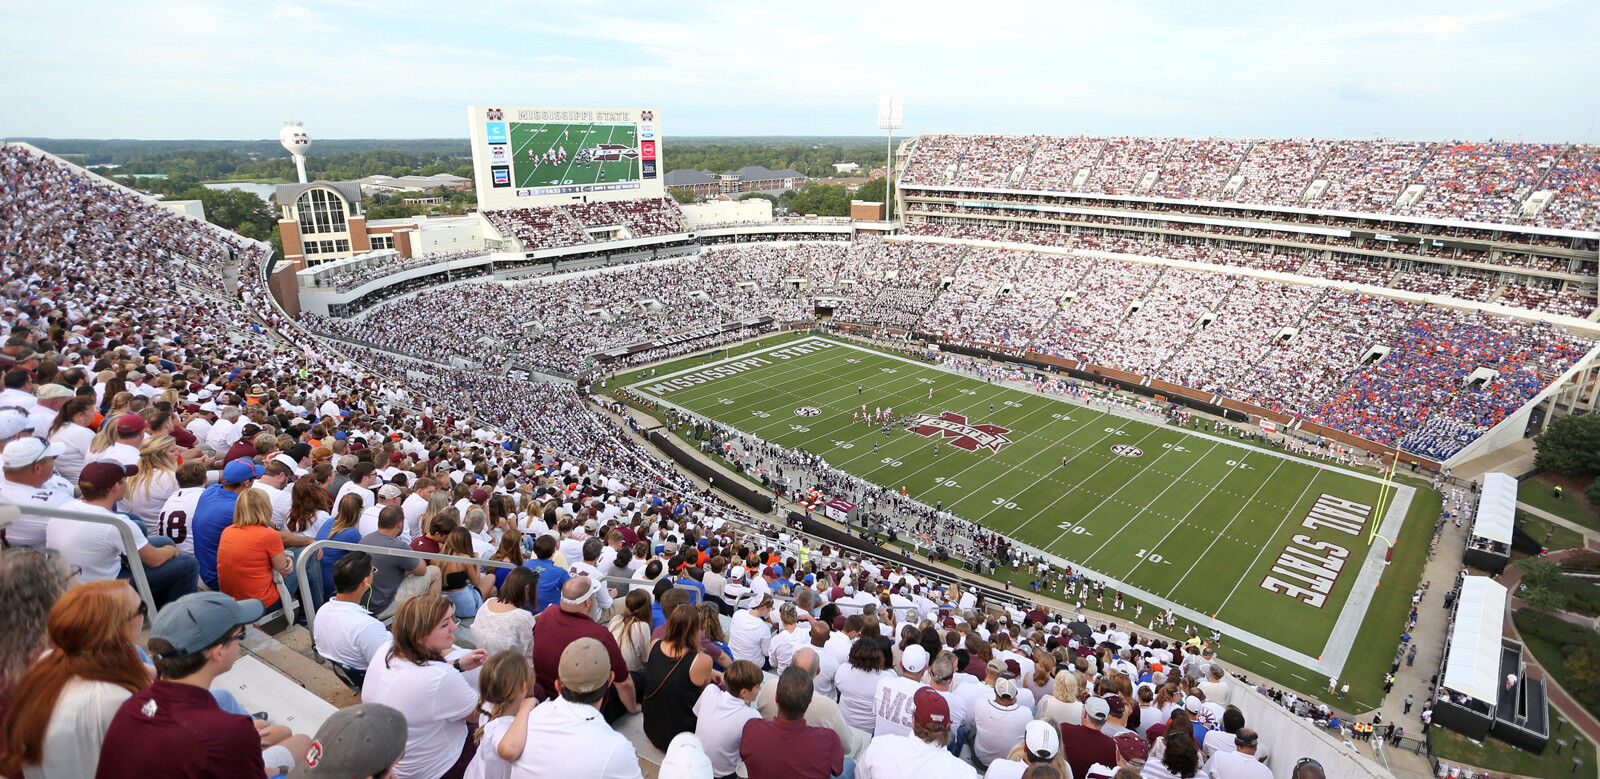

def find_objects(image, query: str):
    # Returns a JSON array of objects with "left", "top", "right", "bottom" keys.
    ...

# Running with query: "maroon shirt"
[
  {"left": 410, "top": 536, "right": 441, "bottom": 554},
  {"left": 1060, "top": 722, "right": 1117, "bottom": 779},
  {"left": 532, "top": 605, "right": 629, "bottom": 702},
  {"left": 740, "top": 717, "right": 843, "bottom": 779},
  {"left": 222, "top": 439, "right": 257, "bottom": 465},
  {"left": 95, "top": 679, "right": 264, "bottom": 779}
]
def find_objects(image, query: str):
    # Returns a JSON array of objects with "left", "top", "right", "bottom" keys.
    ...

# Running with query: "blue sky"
[{"left": 2, "top": 0, "right": 1597, "bottom": 141}]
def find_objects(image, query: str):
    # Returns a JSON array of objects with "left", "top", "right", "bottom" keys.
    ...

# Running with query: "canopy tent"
[
  {"left": 1473, "top": 472, "right": 1517, "bottom": 545},
  {"left": 1442, "top": 575, "right": 1509, "bottom": 705}
]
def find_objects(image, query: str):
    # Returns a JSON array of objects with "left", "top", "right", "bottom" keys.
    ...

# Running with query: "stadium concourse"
[{"left": 0, "top": 142, "right": 1414, "bottom": 779}]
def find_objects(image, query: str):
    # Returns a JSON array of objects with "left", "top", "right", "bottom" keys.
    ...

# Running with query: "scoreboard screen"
[{"left": 468, "top": 106, "right": 662, "bottom": 208}]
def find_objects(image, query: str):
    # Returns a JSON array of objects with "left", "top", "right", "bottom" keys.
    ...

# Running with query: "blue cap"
[
  {"left": 333, "top": 431, "right": 348, "bottom": 440},
  {"left": 222, "top": 459, "right": 265, "bottom": 483}
]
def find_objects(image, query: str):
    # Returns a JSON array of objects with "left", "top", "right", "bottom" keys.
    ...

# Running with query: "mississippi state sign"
[{"left": 907, "top": 411, "right": 1013, "bottom": 453}]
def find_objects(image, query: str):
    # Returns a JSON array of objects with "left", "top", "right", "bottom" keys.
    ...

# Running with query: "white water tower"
[{"left": 279, "top": 121, "right": 311, "bottom": 184}]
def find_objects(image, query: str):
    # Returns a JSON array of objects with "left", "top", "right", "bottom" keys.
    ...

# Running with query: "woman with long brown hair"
[
  {"left": 1, "top": 581, "right": 150, "bottom": 778},
  {"left": 438, "top": 527, "right": 493, "bottom": 618},
  {"left": 607, "top": 589, "right": 654, "bottom": 672},
  {"left": 45, "top": 395, "right": 97, "bottom": 484},
  {"left": 640, "top": 599, "right": 717, "bottom": 751},
  {"left": 314, "top": 492, "right": 366, "bottom": 603},
  {"left": 362, "top": 595, "right": 487, "bottom": 779}
]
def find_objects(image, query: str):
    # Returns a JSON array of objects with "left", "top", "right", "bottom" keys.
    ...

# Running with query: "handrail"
[
  {"left": 0, "top": 502, "right": 160, "bottom": 616},
  {"left": 294, "top": 538, "right": 524, "bottom": 630}
]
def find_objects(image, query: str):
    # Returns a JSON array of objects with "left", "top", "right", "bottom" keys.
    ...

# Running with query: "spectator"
[
  {"left": 1060, "top": 696, "right": 1117, "bottom": 779},
  {"left": 855, "top": 686, "right": 974, "bottom": 778},
  {"left": 1082, "top": 731, "right": 1150, "bottom": 778},
  {"left": 532, "top": 577, "right": 639, "bottom": 721},
  {"left": 756, "top": 647, "right": 871, "bottom": 760},
  {"left": 312, "top": 552, "right": 390, "bottom": 686},
  {"left": 216, "top": 488, "right": 293, "bottom": 610},
  {"left": 360, "top": 594, "right": 486, "bottom": 779},
  {"left": 361, "top": 505, "right": 442, "bottom": 620},
  {"left": 874, "top": 644, "right": 931, "bottom": 738},
  {"left": 283, "top": 467, "right": 333, "bottom": 603},
  {"left": 96, "top": 592, "right": 306, "bottom": 777},
  {"left": 282, "top": 703, "right": 407, "bottom": 779},
  {"left": 0, "top": 437, "right": 75, "bottom": 548},
  {"left": 193, "top": 458, "right": 264, "bottom": 590},
  {"left": 608, "top": 589, "right": 654, "bottom": 672},
  {"left": 513, "top": 637, "right": 643, "bottom": 778},
  {"left": 438, "top": 527, "right": 493, "bottom": 618},
  {"left": 642, "top": 597, "right": 718, "bottom": 751},
  {"left": 101, "top": 414, "right": 146, "bottom": 467},
  {"left": 315, "top": 493, "right": 366, "bottom": 602},
  {"left": 1289, "top": 757, "right": 1324, "bottom": 779},
  {"left": 487, "top": 529, "right": 526, "bottom": 592},
  {"left": 0, "top": 581, "right": 149, "bottom": 778},
  {"left": 154, "top": 461, "right": 207, "bottom": 555},
  {"left": 120, "top": 436, "right": 179, "bottom": 529},
  {"left": 974, "top": 677, "right": 1032, "bottom": 767},
  {"left": 463, "top": 650, "right": 535, "bottom": 779},
  {"left": 982, "top": 720, "right": 1070, "bottom": 779},
  {"left": 1204, "top": 729, "right": 1267, "bottom": 779},
  {"left": 1035, "top": 670, "right": 1083, "bottom": 724},
  {"left": 727, "top": 593, "right": 775, "bottom": 665},
  {"left": 0, "top": 547, "right": 74, "bottom": 724},
  {"left": 51, "top": 462, "right": 198, "bottom": 607},
  {"left": 472, "top": 566, "right": 539, "bottom": 663},
  {"left": 741, "top": 666, "right": 848, "bottom": 779},
  {"left": 692, "top": 659, "right": 763, "bottom": 778},
  {"left": 44, "top": 395, "right": 97, "bottom": 485},
  {"left": 1143, "top": 728, "right": 1205, "bottom": 779},
  {"left": 524, "top": 535, "right": 570, "bottom": 614},
  {"left": 836, "top": 636, "right": 894, "bottom": 734}
]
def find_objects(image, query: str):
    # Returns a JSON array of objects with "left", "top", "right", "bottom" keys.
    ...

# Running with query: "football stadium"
[{"left": 3, "top": 10, "right": 1600, "bottom": 779}]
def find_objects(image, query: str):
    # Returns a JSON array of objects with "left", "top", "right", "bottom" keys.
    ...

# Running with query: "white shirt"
[
  {"left": 184, "top": 416, "right": 214, "bottom": 448},
  {"left": 813, "top": 643, "right": 841, "bottom": 699},
  {"left": 48, "top": 422, "right": 96, "bottom": 484},
  {"left": 570, "top": 561, "right": 614, "bottom": 613},
  {"left": 156, "top": 486, "right": 205, "bottom": 554},
  {"left": 48, "top": 499, "right": 147, "bottom": 582},
  {"left": 1206, "top": 749, "right": 1271, "bottom": 779},
  {"left": 336, "top": 481, "right": 375, "bottom": 513},
  {"left": 692, "top": 685, "right": 760, "bottom": 777},
  {"left": 357, "top": 504, "right": 387, "bottom": 538},
  {"left": 465, "top": 714, "right": 516, "bottom": 779},
  {"left": 856, "top": 733, "right": 977, "bottom": 779},
  {"left": 103, "top": 441, "right": 141, "bottom": 467},
  {"left": 253, "top": 482, "right": 292, "bottom": 528},
  {"left": 768, "top": 623, "right": 808, "bottom": 674},
  {"left": 983, "top": 760, "right": 1028, "bottom": 779},
  {"left": 23, "top": 677, "right": 132, "bottom": 779},
  {"left": 872, "top": 674, "right": 926, "bottom": 738},
  {"left": 936, "top": 687, "right": 974, "bottom": 731},
  {"left": 972, "top": 698, "right": 1031, "bottom": 765},
  {"left": 315, "top": 600, "right": 393, "bottom": 670},
  {"left": 121, "top": 470, "right": 178, "bottom": 527},
  {"left": 205, "top": 418, "right": 236, "bottom": 452},
  {"left": 401, "top": 492, "right": 429, "bottom": 537},
  {"left": 833, "top": 664, "right": 892, "bottom": 734},
  {"left": 0, "top": 474, "right": 75, "bottom": 547},
  {"left": 728, "top": 610, "right": 773, "bottom": 665},
  {"left": 362, "top": 643, "right": 479, "bottom": 779},
  {"left": 823, "top": 631, "right": 854, "bottom": 667},
  {"left": 511, "top": 697, "right": 642, "bottom": 779}
]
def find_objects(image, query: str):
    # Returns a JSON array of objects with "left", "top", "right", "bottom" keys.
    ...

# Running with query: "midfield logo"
[{"left": 908, "top": 412, "right": 1013, "bottom": 453}]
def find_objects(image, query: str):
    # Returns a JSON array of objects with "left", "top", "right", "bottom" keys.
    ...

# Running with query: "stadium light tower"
[
  {"left": 279, "top": 121, "right": 311, "bottom": 184},
  {"left": 877, "top": 96, "right": 902, "bottom": 222}
]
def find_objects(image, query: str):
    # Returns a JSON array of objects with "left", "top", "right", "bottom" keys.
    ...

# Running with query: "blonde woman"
[
  {"left": 418, "top": 491, "right": 453, "bottom": 538},
  {"left": 217, "top": 489, "right": 293, "bottom": 609},
  {"left": 1036, "top": 669, "right": 1084, "bottom": 725},
  {"left": 121, "top": 436, "right": 179, "bottom": 530},
  {"left": 88, "top": 412, "right": 124, "bottom": 455}
]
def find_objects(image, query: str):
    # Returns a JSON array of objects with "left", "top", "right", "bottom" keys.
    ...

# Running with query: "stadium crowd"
[
  {"left": 901, "top": 133, "right": 1600, "bottom": 230},
  {"left": 484, "top": 198, "right": 686, "bottom": 251}
]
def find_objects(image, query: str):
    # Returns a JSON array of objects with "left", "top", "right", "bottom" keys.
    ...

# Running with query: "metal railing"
[
  {"left": 292, "top": 539, "right": 524, "bottom": 630},
  {"left": 0, "top": 502, "right": 160, "bottom": 616}
]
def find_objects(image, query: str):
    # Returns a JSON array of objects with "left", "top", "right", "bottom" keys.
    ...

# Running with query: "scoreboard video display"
[{"left": 468, "top": 105, "right": 662, "bottom": 209}]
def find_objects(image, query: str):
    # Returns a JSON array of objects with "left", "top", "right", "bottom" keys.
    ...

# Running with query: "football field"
[
  {"left": 624, "top": 335, "right": 1420, "bottom": 679},
  {"left": 508, "top": 122, "right": 639, "bottom": 188}
]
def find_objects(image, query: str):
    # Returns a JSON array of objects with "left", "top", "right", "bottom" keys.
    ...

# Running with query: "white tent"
[
  {"left": 1442, "top": 575, "right": 1508, "bottom": 705},
  {"left": 1473, "top": 472, "right": 1517, "bottom": 544}
]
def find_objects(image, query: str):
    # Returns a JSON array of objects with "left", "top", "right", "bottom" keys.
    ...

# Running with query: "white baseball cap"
[
  {"left": 0, "top": 409, "right": 30, "bottom": 442},
  {"left": 901, "top": 644, "right": 930, "bottom": 675},
  {"left": 3, "top": 437, "right": 65, "bottom": 469}
]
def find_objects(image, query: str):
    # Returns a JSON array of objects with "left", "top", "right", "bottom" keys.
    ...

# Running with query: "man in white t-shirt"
[
  {"left": 103, "top": 413, "right": 147, "bottom": 466},
  {"left": 513, "top": 637, "right": 643, "bottom": 778},
  {"left": 49, "top": 462, "right": 199, "bottom": 606},
  {"left": 1204, "top": 729, "right": 1270, "bottom": 779},
  {"left": 251, "top": 461, "right": 294, "bottom": 529},
  {"left": 357, "top": 483, "right": 404, "bottom": 538},
  {"left": 399, "top": 479, "right": 434, "bottom": 538},
  {"left": 855, "top": 687, "right": 975, "bottom": 778},
  {"left": 768, "top": 603, "right": 811, "bottom": 675},
  {"left": 973, "top": 677, "right": 1031, "bottom": 767},
  {"left": 0, "top": 437, "right": 75, "bottom": 548},
  {"left": 692, "top": 659, "right": 763, "bottom": 778},
  {"left": 313, "top": 552, "right": 391, "bottom": 681},
  {"left": 873, "top": 644, "right": 931, "bottom": 738}
]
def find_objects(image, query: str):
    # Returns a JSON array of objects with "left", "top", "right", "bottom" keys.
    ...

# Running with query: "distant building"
[
  {"left": 276, "top": 181, "right": 369, "bottom": 268},
  {"left": 665, "top": 166, "right": 807, "bottom": 199},
  {"left": 356, "top": 173, "right": 471, "bottom": 194},
  {"left": 832, "top": 162, "right": 860, "bottom": 174}
]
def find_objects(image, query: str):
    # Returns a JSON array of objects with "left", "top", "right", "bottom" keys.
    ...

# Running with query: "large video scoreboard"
[{"left": 467, "top": 105, "right": 662, "bottom": 209}]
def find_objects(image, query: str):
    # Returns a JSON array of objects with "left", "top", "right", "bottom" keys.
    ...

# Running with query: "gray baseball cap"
[
  {"left": 288, "top": 703, "right": 408, "bottom": 778},
  {"left": 149, "top": 592, "right": 263, "bottom": 658}
]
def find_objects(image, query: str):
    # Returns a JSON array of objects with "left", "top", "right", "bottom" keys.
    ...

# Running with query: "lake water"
[{"left": 203, "top": 181, "right": 279, "bottom": 204}]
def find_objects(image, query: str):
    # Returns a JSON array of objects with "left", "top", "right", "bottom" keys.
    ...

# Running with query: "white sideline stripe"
[
  {"left": 629, "top": 334, "right": 1394, "bottom": 678},
  {"left": 213, "top": 656, "right": 339, "bottom": 734}
]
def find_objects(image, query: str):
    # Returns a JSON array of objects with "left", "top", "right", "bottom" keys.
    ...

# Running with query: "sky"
[{"left": 2, "top": 0, "right": 1597, "bottom": 141}]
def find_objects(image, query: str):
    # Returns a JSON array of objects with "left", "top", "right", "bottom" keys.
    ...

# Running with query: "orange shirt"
[{"left": 217, "top": 524, "right": 285, "bottom": 606}]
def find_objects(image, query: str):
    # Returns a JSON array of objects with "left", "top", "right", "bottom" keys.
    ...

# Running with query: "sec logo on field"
[
  {"left": 1111, "top": 444, "right": 1143, "bottom": 457},
  {"left": 794, "top": 407, "right": 821, "bottom": 417}
]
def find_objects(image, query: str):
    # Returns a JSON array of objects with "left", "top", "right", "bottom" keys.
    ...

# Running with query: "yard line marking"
[
  {"left": 1159, "top": 456, "right": 1293, "bottom": 596},
  {"left": 1067, "top": 438, "right": 1225, "bottom": 565},
  {"left": 1210, "top": 466, "right": 1326, "bottom": 614}
]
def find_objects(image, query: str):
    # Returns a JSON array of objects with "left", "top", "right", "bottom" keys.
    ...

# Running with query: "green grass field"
[
  {"left": 508, "top": 122, "right": 639, "bottom": 189},
  {"left": 622, "top": 334, "right": 1429, "bottom": 682}
]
